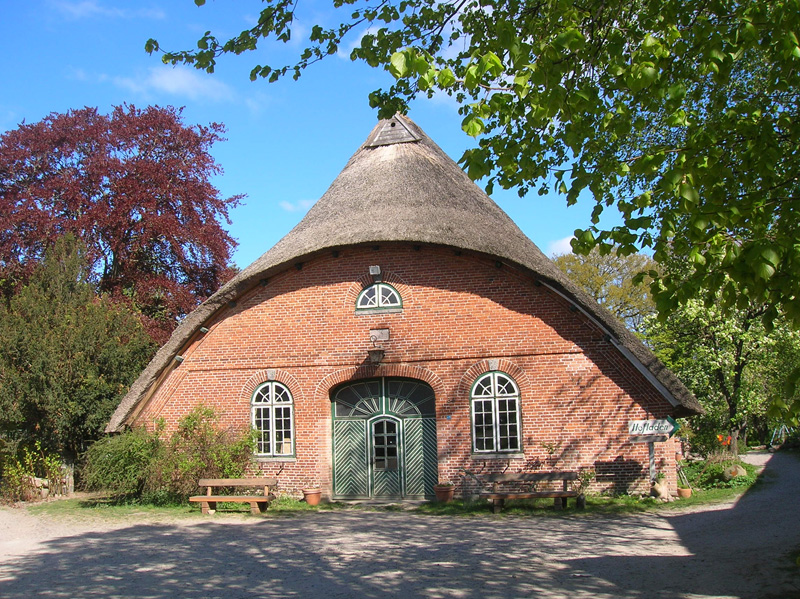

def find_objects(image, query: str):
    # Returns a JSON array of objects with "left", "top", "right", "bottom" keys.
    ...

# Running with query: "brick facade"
[{"left": 133, "top": 242, "right": 679, "bottom": 499}]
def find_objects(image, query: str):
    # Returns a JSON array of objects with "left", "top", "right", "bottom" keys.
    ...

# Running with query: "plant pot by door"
[
  {"left": 677, "top": 487, "right": 692, "bottom": 499},
  {"left": 433, "top": 484, "right": 454, "bottom": 503},
  {"left": 302, "top": 488, "right": 322, "bottom": 506}
]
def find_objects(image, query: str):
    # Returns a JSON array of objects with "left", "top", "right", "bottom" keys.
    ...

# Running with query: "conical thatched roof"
[{"left": 107, "top": 115, "right": 701, "bottom": 432}]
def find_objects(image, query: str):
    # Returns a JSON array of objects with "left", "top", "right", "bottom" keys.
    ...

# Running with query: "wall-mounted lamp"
[
  {"left": 569, "top": 304, "right": 579, "bottom": 313},
  {"left": 199, "top": 327, "right": 209, "bottom": 334},
  {"left": 369, "top": 265, "right": 382, "bottom": 282},
  {"left": 174, "top": 355, "right": 185, "bottom": 364},
  {"left": 368, "top": 349, "right": 385, "bottom": 364}
]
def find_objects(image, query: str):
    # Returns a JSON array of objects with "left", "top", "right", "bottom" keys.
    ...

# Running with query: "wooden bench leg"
[
  {"left": 201, "top": 501, "right": 217, "bottom": 514},
  {"left": 492, "top": 499, "right": 504, "bottom": 514},
  {"left": 249, "top": 501, "right": 261, "bottom": 515},
  {"left": 553, "top": 497, "right": 563, "bottom": 510}
]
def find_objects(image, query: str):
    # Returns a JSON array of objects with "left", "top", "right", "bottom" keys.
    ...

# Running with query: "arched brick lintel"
[
  {"left": 457, "top": 358, "right": 530, "bottom": 397},
  {"left": 240, "top": 369, "right": 305, "bottom": 405},
  {"left": 314, "top": 363, "right": 445, "bottom": 401}
]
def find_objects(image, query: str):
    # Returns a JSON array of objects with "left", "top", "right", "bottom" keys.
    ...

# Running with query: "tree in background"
[
  {"left": 553, "top": 249, "right": 656, "bottom": 334},
  {"left": 0, "top": 104, "right": 242, "bottom": 343},
  {"left": 645, "top": 299, "right": 800, "bottom": 455},
  {"left": 0, "top": 237, "right": 156, "bottom": 462},
  {"left": 148, "top": 1, "right": 799, "bottom": 331}
]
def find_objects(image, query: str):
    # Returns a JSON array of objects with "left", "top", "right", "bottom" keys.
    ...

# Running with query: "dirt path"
[{"left": 1, "top": 452, "right": 798, "bottom": 599}]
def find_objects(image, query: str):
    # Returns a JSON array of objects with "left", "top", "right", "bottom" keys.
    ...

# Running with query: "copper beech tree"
[{"left": 0, "top": 104, "right": 242, "bottom": 342}]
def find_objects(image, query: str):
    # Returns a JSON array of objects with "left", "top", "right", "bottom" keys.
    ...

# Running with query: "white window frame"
[
  {"left": 470, "top": 371, "right": 522, "bottom": 453},
  {"left": 356, "top": 283, "right": 402, "bottom": 310},
  {"left": 251, "top": 381, "right": 295, "bottom": 457}
]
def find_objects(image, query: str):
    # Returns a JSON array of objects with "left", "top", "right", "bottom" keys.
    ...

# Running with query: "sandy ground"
[{"left": 0, "top": 451, "right": 798, "bottom": 599}]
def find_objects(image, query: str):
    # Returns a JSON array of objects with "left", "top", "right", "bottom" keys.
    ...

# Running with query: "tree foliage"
[
  {"left": 646, "top": 298, "right": 800, "bottom": 455},
  {"left": 553, "top": 248, "right": 656, "bottom": 333},
  {"left": 0, "top": 104, "right": 242, "bottom": 342},
  {"left": 150, "top": 0, "right": 800, "bottom": 330},
  {"left": 0, "top": 237, "right": 156, "bottom": 461}
]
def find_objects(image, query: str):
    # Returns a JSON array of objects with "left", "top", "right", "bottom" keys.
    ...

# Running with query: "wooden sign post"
[{"left": 628, "top": 418, "right": 680, "bottom": 482}]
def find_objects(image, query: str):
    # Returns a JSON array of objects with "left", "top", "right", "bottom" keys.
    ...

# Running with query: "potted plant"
[
  {"left": 302, "top": 487, "right": 322, "bottom": 506},
  {"left": 433, "top": 481, "right": 455, "bottom": 503},
  {"left": 677, "top": 482, "right": 692, "bottom": 499}
]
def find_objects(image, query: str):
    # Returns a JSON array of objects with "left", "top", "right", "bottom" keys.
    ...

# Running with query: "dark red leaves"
[{"left": 0, "top": 104, "right": 242, "bottom": 343}]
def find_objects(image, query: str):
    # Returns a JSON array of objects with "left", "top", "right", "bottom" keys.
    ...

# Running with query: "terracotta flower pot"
[
  {"left": 677, "top": 487, "right": 692, "bottom": 499},
  {"left": 433, "top": 484, "right": 454, "bottom": 503},
  {"left": 302, "top": 488, "right": 322, "bottom": 506}
]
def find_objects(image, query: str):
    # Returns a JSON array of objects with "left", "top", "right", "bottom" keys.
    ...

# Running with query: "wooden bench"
[
  {"left": 477, "top": 472, "right": 580, "bottom": 513},
  {"left": 189, "top": 477, "right": 277, "bottom": 515}
]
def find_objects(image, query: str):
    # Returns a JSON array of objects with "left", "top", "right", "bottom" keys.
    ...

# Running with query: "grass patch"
[
  {"left": 23, "top": 454, "right": 766, "bottom": 521},
  {"left": 24, "top": 485, "right": 755, "bottom": 520},
  {"left": 28, "top": 495, "right": 197, "bottom": 521}
]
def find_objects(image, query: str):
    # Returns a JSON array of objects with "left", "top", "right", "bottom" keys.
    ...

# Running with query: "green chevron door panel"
[
  {"left": 332, "top": 419, "right": 369, "bottom": 498},
  {"left": 403, "top": 417, "right": 438, "bottom": 499}
]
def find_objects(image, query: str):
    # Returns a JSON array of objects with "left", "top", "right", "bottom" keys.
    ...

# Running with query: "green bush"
[
  {"left": 682, "top": 456, "right": 758, "bottom": 490},
  {"left": 1, "top": 441, "right": 64, "bottom": 502},
  {"left": 82, "top": 426, "right": 160, "bottom": 499},
  {"left": 81, "top": 406, "right": 255, "bottom": 504},
  {"left": 145, "top": 407, "right": 255, "bottom": 503}
]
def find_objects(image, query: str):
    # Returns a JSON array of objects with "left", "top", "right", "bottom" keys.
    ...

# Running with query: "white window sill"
[
  {"left": 470, "top": 452, "right": 525, "bottom": 460},
  {"left": 355, "top": 308, "right": 403, "bottom": 315},
  {"left": 255, "top": 456, "right": 297, "bottom": 463}
]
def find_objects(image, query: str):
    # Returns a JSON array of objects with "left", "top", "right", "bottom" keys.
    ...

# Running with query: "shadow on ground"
[{"left": 1, "top": 453, "right": 799, "bottom": 598}]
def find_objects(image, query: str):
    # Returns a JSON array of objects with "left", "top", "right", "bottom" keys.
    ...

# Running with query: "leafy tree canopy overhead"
[
  {"left": 0, "top": 104, "right": 243, "bottom": 343},
  {"left": 150, "top": 0, "right": 800, "bottom": 329}
]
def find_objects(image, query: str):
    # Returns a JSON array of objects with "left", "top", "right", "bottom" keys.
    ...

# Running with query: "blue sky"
[{"left": 1, "top": 0, "right": 621, "bottom": 269}]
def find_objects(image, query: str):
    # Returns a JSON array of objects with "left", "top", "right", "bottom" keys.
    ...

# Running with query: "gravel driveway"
[{"left": 1, "top": 451, "right": 798, "bottom": 599}]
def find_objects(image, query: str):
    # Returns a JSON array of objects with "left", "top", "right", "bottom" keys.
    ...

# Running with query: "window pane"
[
  {"left": 472, "top": 375, "right": 493, "bottom": 397},
  {"left": 379, "top": 285, "right": 401, "bottom": 307},
  {"left": 254, "top": 406, "right": 271, "bottom": 454},
  {"left": 273, "top": 385, "right": 292, "bottom": 403},
  {"left": 357, "top": 286, "right": 378, "bottom": 308},
  {"left": 253, "top": 385, "right": 271, "bottom": 404},
  {"left": 495, "top": 374, "right": 517, "bottom": 396}
]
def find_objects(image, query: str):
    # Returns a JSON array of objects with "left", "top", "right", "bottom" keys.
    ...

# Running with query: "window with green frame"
[
  {"left": 252, "top": 381, "right": 294, "bottom": 457},
  {"left": 470, "top": 372, "right": 521, "bottom": 453},
  {"left": 356, "top": 282, "right": 402, "bottom": 310}
]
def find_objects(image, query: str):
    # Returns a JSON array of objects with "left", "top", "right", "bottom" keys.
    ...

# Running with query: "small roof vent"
[{"left": 365, "top": 116, "right": 421, "bottom": 147}]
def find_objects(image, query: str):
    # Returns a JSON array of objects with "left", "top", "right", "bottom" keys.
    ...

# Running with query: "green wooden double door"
[{"left": 331, "top": 378, "right": 438, "bottom": 500}]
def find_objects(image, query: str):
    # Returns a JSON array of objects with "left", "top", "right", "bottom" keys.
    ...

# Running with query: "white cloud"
[
  {"left": 279, "top": 199, "right": 316, "bottom": 213},
  {"left": 114, "top": 66, "right": 234, "bottom": 103},
  {"left": 546, "top": 235, "right": 575, "bottom": 257},
  {"left": 51, "top": 1, "right": 165, "bottom": 20}
]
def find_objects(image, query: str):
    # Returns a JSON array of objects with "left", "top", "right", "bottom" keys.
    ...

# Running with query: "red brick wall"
[{"left": 135, "top": 243, "right": 679, "bottom": 498}]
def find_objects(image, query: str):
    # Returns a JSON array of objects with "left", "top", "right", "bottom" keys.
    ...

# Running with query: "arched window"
[
  {"left": 252, "top": 382, "right": 294, "bottom": 457},
  {"left": 356, "top": 283, "right": 402, "bottom": 310},
  {"left": 470, "top": 372, "right": 521, "bottom": 453}
]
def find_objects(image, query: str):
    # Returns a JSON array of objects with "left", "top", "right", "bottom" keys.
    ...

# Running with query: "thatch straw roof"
[{"left": 107, "top": 115, "right": 701, "bottom": 432}]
